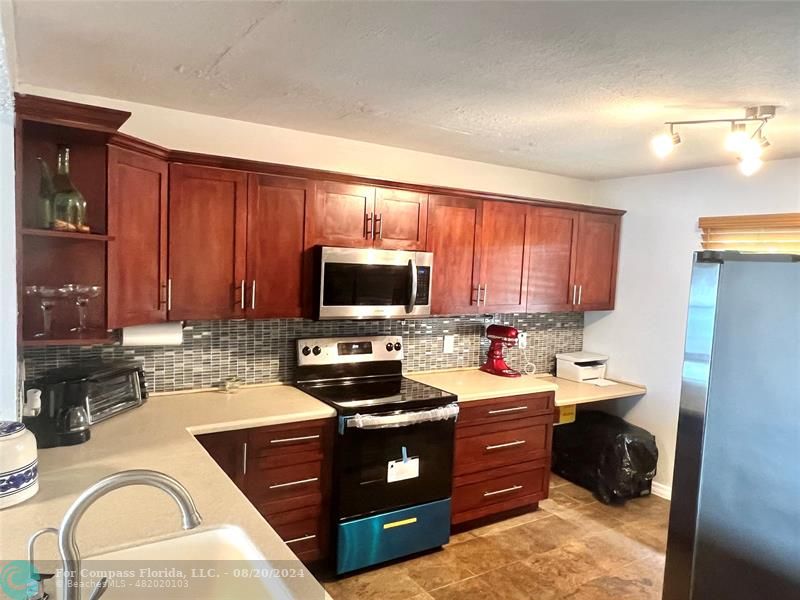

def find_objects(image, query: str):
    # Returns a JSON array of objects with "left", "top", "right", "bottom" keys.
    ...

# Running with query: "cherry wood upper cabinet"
[
  {"left": 107, "top": 146, "right": 168, "bottom": 328},
  {"left": 168, "top": 164, "right": 247, "bottom": 320},
  {"left": 373, "top": 188, "right": 428, "bottom": 250},
  {"left": 478, "top": 201, "right": 531, "bottom": 312},
  {"left": 246, "top": 174, "right": 312, "bottom": 318},
  {"left": 427, "top": 195, "right": 482, "bottom": 314},
  {"left": 526, "top": 208, "right": 579, "bottom": 313},
  {"left": 307, "top": 181, "right": 375, "bottom": 248},
  {"left": 573, "top": 212, "right": 620, "bottom": 311}
]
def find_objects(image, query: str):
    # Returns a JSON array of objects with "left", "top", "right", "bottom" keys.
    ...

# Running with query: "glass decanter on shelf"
[
  {"left": 51, "top": 145, "right": 89, "bottom": 232},
  {"left": 36, "top": 157, "right": 56, "bottom": 229}
]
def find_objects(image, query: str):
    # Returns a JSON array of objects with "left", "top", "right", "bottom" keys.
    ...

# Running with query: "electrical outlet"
[
  {"left": 443, "top": 334, "right": 455, "bottom": 353},
  {"left": 518, "top": 331, "right": 528, "bottom": 349}
]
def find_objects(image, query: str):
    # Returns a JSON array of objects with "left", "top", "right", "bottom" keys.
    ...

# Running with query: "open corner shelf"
[{"left": 21, "top": 228, "right": 113, "bottom": 242}]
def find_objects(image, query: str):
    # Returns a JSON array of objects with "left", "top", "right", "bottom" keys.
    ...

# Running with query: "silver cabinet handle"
[
  {"left": 488, "top": 406, "right": 528, "bottom": 415},
  {"left": 242, "top": 442, "right": 248, "bottom": 476},
  {"left": 285, "top": 533, "right": 316, "bottom": 545},
  {"left": 167, "top": 278, "right": 172, "bottom": 311},
  {"left": 483, "top": 484, "right": 523, "bottom": 497},
  {"left": 578, "top": 284, "right": 583, "bottom": 305},
  {"left": 486, "top": 440, "right": 526, "bottom": 451},
  {"left": 269, "top": 434, "right": 320, "bottom": 444},
  {"left": 375, "top": 212, "right": 383, "bottom": 240},
  {"left": 251, "top": 280, "right": 257, "bottom": 310},
  {"left": 475, "top": 284, "right": 482, "bottom": 305},
  {"left": 239, "top": 280, "right": 246, "bottom": 309},
  {"left": 365, "top": 212, "right": 373, "bottom": 239},
  {"left": 482, "top": 283, "right": 488, "bottom": 306},
  {"left": 572, "top": 284, "right": 577, "bottom": 305},
  {"left": 268, "top": 477, "right": 318, "bottom": 490}
]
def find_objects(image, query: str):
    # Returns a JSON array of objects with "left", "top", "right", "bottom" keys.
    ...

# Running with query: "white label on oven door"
[{"left": 387, "top": 457, "right": 420, "bottom": 483}]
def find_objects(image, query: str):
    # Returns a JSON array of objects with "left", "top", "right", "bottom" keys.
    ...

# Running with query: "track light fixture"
[{"left": 650, "top": 105, "right": 777, "bottom": 176}]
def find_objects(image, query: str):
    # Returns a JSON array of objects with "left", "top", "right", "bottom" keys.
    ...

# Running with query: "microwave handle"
[{"left": 405, "top": 258, "right": 418, "bottom": 313}]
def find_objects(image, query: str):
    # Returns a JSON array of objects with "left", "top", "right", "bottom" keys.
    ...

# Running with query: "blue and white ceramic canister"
[{"left": 0, "top": 421, "right": 39, "bottom": 509}]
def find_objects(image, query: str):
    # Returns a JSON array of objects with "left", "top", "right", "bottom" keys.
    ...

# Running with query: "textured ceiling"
[{"left": 10, "top": 1, "right": 800, "bottom": 179}]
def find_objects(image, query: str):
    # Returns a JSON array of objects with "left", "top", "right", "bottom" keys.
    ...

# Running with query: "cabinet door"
[
  {"left": 307, "top": 181, "right": 375, "bottom": 248},
  {"left": 427, "top": 195, "right": 482, "bottom": 314},
  {"left": 573, "top": 212, "right": 620, "bottom": 311},
  {"left": 527, "top": 207, "right": 579, "bottom": 313},
  {"left": 246, "top": 174, "right": 312, "bottom": 318},
  {"left": 478, "top": 201, "right": 530, "bottom": 312},
  {"left": 168, "top": 164, "right": 247, "bottom": 320},
  {"left": 107, "top": 146, "right": 168, "bottom": 328},
  {"left": 196, "top": 429, "right": 247, "bottom": 490},
  {"left": 373, "top": 188, "right": 428, "bottom": 250}
]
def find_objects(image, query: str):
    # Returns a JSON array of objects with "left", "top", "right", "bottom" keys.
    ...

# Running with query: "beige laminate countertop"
[
  {"left": 407, "top": 369, "right": 646, "bottom": 406},
  {"left": 0, "top": 384, "right": 335, "bottom": 599}
]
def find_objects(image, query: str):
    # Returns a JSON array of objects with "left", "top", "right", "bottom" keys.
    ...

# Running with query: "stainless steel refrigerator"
[{"left": 663, "top": 251, "right": 800, "bottom": 600}]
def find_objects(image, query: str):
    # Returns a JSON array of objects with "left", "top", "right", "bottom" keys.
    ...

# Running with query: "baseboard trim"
[{"left": 651, "top": 481, "right": 672, "bottom": 501}]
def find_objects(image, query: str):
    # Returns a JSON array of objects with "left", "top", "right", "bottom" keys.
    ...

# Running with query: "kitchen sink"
[{"left": 55, "top": 525, "right": 312, "bottom": 599}]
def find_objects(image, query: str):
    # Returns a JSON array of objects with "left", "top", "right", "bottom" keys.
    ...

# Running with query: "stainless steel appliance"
[
  {"left": 23, "top": 362, "right": 148, "bottom": 448},
  {"left": 317, "top": 246, "right": 433, "bottom": 319},
  {"left": 664, "top": 252, "right": 800, "bottom": 600},
  {"left": 295, "top": 335, "right": 457, "bottom": 574}
]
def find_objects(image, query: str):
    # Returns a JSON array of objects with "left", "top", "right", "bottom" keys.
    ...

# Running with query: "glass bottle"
[
  {"left": 36, "top": 157, "right": 55, "bottom": 229},
  {"left": 52, "top": 146, "right": 88, "bottom": 232}
]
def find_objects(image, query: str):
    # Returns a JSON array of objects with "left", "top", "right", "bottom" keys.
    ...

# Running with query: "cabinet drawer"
[
  {"left": 455, "top": 415, "right": 552, "bottom": 475},
  {"left": 452, "top": 460, "right": 549, "bottom": 524},
  {"left": 247, "top": 420, "right": 331, "bottom": 458},
  {"left": 271, "top": 517, "right": 324, "bottom": 558},
  {"left": 458, "top": 393, "right": 554, "bottom": 426},
  {"left": 244, "top": 460, "right": 322, "bottom": 502}
]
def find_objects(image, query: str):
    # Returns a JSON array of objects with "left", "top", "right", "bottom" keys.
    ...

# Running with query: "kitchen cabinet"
[
  {"left": 167, "top": 164, "right": 247, "bottom": 320},
  {"left": 573, "top": 212, "right": 620, "bottom": 311},
  {"left": 308, "top": 182, "right": 428, "bottom": 251},
  {"left": 196, "top": 418, "right": 334, "bottom": 564},
  {"left": 427, "top": 195, "right": 483, "bottom": 314},
  {"left": 452, "top": 392, "right": 554, "bottom": 526},
  {"left": 107, "top": 145, "right": 169, "bottom": 328},
  {"left": 478, "top": 201, "right": 531, "bottom": 312},
  {"left": 246, "top": 174, "right": 312, "bottom": 318},
  {"left": 527, "top": 207, "right": 579, "bottom": 313}
]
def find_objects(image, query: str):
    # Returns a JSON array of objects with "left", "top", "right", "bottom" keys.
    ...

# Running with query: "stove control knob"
[
  {"left": 386, "top": 342, "right": 394, "bottom": 352},
  {"left": 394, "top": 342, "right": 402, "bottom": 351},
  {"left": 301, "top": 346, "right": 311, "bottom": 356},
  {"left": 312, "top": 346, "right": 322, "bottom": 356}
]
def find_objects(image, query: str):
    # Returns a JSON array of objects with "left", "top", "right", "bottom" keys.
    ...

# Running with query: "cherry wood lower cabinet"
[
  {"left": 452, "top": 393, "right": 554, "bottom": 526},
  {"left": 196, "top": 418, "right": 334, "bottom": 564}
]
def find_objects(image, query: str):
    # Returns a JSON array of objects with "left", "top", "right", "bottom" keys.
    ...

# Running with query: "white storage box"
[{"left": 556, "top": 352, "right": 609, "bottom": 383}]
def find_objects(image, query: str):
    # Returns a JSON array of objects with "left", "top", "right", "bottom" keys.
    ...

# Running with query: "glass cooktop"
[{"left": 295, "top": 376, "right": 456, "bottom": 414}]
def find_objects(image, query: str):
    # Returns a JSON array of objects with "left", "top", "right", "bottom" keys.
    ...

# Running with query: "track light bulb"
[
  {"left": 725, "top": 123, "right": 749, "bottom": 153},
  {"left": 738, "top": 155, "right": 763, "bottom": 177},
  {"left": 739, "top": 138, "right": 763, "bottom": 160},
  {"left": 650, "top": 127, "right": 680, "bottom": 159}
]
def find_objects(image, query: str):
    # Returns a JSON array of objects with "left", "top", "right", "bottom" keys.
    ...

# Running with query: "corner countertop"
[
  {"left": 407, "top": 369, "right": 646, "bottom": 406},
  {"left": 0, "top": 384, "right": 335, "bottom": 599}
]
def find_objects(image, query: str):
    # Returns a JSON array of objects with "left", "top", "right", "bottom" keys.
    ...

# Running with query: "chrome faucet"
[{"left": 58, "top": 469, "right": 203, "bottom": 600}]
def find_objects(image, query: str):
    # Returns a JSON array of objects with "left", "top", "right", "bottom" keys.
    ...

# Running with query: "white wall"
[
  {"left": 15, "top": 84, "right": 595, "bottom": 205},
  {"left": 583, "top": 158, "right": 800, "bottom": 494},
  {"left": 0, "top": 15, "right": 18, "bottom": 421}
]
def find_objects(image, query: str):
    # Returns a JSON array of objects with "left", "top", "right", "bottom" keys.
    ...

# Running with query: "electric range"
[{"left": 294, "top": 335, "right": 458, "bottom": 575}]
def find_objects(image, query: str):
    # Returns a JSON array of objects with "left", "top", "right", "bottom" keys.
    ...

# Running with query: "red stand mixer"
[{"left": 480, "top": 324, "right": 521, "bottom": 378}]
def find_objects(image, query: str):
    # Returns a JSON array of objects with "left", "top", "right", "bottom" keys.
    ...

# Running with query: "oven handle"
[
  {"left": 405, "top": 258, "right": 418, "bottom": 314},
  {"left": 344, "top": 402, "right": 459, "bottom": 432}
]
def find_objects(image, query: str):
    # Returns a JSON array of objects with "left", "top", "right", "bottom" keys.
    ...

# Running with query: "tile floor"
[{"left": 321, "top": 474, "right": 669, "bottom": 600}]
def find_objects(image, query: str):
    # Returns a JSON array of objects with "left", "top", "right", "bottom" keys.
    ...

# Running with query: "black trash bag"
[{"left": 552, "top": 410, "right": 658, "bottom": 505}]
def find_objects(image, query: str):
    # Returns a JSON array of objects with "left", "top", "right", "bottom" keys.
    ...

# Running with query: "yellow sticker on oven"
[{"left": 387, "top": 457, "right": 420, "bottom": 483}]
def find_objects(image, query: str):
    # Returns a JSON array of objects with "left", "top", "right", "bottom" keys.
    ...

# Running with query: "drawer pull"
[
  {"left": 268, "top": 477, "right": 319, "bottom": 489},
  {"left": 483, "top": 484, "right": 523, "bottom": 497},
  {"left": 285, "top": 533, "right": 317, "bottom": 545},
  {"left": 485, "top": 440, "right": 526, "bottom": 451},
  {"left": 487, "top": 406, "right": 528, "bottom": 415},
  {"left": 269, "top": 434, "right": 320, "bottom": 444}
]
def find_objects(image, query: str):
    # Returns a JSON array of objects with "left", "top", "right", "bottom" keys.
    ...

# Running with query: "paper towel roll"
[{"left": 122, "top": 322, "right": 184, "bottom": 347}]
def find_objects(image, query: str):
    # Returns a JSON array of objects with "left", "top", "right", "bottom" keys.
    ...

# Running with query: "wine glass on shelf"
[
  {"left": 69, "top": 284, "right": 102, "bottom": 333},
  {"left": 25, "top": 285, "right": 66, "bottom": 338}
]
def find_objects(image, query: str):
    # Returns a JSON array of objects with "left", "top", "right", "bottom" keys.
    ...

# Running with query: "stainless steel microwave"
[{"left": 318, "top": 246, "right": 433, "bottom": 319}]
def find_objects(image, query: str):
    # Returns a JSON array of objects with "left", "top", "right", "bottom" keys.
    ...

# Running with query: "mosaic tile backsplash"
[{"left": 23, "top": 313, "right": 583, "bottom": 393}]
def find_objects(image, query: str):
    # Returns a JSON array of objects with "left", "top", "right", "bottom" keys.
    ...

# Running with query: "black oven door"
[{"left": 335, "top": 405, "right": 457, "bottom": 521}]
